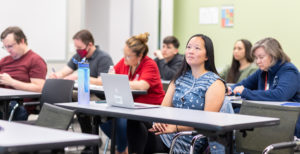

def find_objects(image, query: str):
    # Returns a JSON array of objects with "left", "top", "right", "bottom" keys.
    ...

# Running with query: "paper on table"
[{"left": 280, "top": 102, "right": 300, "bottom": 107}]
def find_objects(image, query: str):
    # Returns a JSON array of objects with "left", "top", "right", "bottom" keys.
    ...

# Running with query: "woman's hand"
[
  {"left": 227, "top": 86, "right": 232, "bottom": 95},
  {"left": 233, "top": 85, "right": 245, "bottom": 95},
  {"left": 148, "top": 123, "right": 177, "bottom": 135}
]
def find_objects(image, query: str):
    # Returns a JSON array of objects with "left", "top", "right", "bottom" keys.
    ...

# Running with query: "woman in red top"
[
  {"left": 100, "top": 32, "right": 165, "bottom": 154},
  {"left": 114, "top": 32, "right": 165, "bottom": 105}
]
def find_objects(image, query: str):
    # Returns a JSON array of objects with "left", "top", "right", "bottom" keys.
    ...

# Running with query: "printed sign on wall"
[
  {"left": 221, "top": 6, "right": 234, "bottom": 27},
  {"left": 199, "top": 7, "right": 219, "bottom": 24}
]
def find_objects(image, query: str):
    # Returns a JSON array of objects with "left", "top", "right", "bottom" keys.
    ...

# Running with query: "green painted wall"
[{"left": 173, "top": 0, "right": 300, "bottom": 70}]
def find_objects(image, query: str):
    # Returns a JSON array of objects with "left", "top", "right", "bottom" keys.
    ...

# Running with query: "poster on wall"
[
  {"left": 199, "top": 7, "right": 219, "bottom": 24},
  {"left": 221, "top": 6, "right": 234, "bottom": 27}
]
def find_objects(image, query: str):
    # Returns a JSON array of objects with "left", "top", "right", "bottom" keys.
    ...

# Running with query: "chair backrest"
[
  {"left": 236, "top": 101, "right": 300, "bottom": 154},
  {"left": 40, "top": 79, "right": 74, "bottom": 106},
  {"left": 35, "top": 103, "right": 75, "bottom": 130}
]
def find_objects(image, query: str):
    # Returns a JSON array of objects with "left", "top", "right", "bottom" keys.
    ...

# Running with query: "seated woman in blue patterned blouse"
[{"left": 126, "top": 34, "right": 226, "bottom": 153}]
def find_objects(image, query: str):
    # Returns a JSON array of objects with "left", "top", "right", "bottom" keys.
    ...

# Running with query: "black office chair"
[
  {"left": 35, "top": 103, "right": 75, "bottom": 130},
  {"left": 236, "top": 100, "right": 300, "bottom": 154},
  {"left": 9, "top": 79, "right": 75, "bottom": 120},
  {"left": 38, "top": 79, "right": 75, "bottom": 107}
]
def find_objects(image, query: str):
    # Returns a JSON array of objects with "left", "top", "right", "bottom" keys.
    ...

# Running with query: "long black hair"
[
  {"left": 226, "top": 39, "right": 253, "bottom": 83},
  {"left": 173, "top": 34, "right": 218, "bottom": 81}
]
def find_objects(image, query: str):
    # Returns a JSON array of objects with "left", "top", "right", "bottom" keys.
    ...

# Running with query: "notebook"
[{"left": 101, "top": 73, "right": 159, "bottom": 109}]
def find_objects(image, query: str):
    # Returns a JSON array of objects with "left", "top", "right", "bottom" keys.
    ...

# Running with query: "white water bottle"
[{"left": 108, "top": 65, "right": 115, "bottom": 74}]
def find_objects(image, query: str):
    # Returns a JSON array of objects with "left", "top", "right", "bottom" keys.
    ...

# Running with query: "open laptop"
[{"left": 101, "top": 73, "right": 159, "bottom": 109}]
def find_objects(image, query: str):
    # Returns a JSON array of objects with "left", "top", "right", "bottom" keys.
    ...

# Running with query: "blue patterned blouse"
[{"left": 160, "top": 70, "right": 222, "bottom": 153}]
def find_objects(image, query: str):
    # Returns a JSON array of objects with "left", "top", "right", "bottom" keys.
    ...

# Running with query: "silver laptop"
[{"left": 101, "top": 73, "right": 159, "bottom": 109}]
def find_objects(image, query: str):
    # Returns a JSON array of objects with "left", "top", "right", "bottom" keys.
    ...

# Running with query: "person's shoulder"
[
  {"left": 96, "top": 49, "right": 111, "bottom": 57},
  {"left": 282, "top": 62, "right": 297, "bottom": 68},
  {"left": 143, "top": 56, "right": 156, "bottom": 64},
  {"left": 279, "top": 62, "right": 298, "bottom": 72},
  {"left": 0, "top": 55, "right": 12, "bottom": 63},
  {"left": 175, "top": 53, "right": 183, "bottom": 57},
  {"left": 27, "top": 50, "right": 45, "bottom": 60},
  {"left": 174, "top": 53, "right": 184, "bottom": 60},
  {"left": 246, "top": 63, "right": 258, "bottom": 73},
  {"left": 249, "top": 63, "right": 258, "bottom": 69},
  {"left": 206, "top": 71, "right": 221, "bottom": 79}
]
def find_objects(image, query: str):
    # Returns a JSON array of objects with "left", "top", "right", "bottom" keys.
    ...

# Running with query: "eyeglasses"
[
  {"left": 124, "top": 55, "right": 136, "bottom": 60},
  {"left": 2, "top": 43, "right": 17, "bottom": 50}
]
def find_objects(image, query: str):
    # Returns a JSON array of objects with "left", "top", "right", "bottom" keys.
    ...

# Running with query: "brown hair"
[
  {"left": 251, "top": 37, "right": 290, "bottom": 66},
  {"left": 163, "top": 36, "right": 180, "bottom": 49},
  {"left": 73, "top": 29, "right": 94, "bottom": 46},
  {"left": 126, "top": 32, "right": 149, "bottom": 58},
  {"left": 1, "top": 26, "right": 28, "bottom": 45}
]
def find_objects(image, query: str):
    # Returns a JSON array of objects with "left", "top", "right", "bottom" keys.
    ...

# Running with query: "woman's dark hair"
[
  {"left": 173, "top": 34, "right": 218, "bottom": 81},
  {"left": 226, "top": 39, "right": 253, "bottom": 83}
]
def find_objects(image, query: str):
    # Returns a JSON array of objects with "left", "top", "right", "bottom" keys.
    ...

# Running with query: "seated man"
[
  {"left": 49, "top": 29, "right": 113, "bottom": 152},
  {"left": 50, "top": 29, "right": 113, "bottom": 85},
  {"left": 0, "top": 26, "right": 47, "bottom": 120},
  {"left": 154, "top": 36, "right": 183, "bottom": 80}
]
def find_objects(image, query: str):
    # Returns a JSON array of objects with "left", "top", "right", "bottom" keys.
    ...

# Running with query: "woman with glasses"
[
  {"left": 229, "top": 37, "right": 300, "bottom": 137},
  {"left": 126, "top": 34, "right": 226, "bottom": 153},
  {"left": 99, "top": 32, "right": 165, "bottom": 154}
]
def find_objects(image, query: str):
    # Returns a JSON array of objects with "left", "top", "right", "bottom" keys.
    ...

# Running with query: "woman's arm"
[
  {"left": 150, "top": 79, "right": 226, "bottom": 134},
  {"left": 205, "top": 79, "right": 226, "bottom": 112},
  {"left": 175, "top": 79, "right": 225, "bottom": 132},
  {"left": 160, "top": 81, "right": 175, "bottom": 107},
  {"left": 129, "top": 80, "right": 150, "bottom": 90}
]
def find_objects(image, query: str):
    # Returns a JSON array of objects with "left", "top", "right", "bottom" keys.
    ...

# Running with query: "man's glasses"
[{"left": 2, "top": 43, "right": 17, "bottom": 50}]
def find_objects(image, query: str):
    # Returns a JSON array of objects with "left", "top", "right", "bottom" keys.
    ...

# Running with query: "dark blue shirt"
[{"left": 233, "top": 60, "right": 300, "bottom": 102}]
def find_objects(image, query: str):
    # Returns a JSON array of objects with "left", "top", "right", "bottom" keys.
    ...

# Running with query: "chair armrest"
[
  {"left": 23, "top": 101, "right": 40, "bottom": 106},
  {"left": 169, "top": 131, "right": 198, "bottom": 154}
]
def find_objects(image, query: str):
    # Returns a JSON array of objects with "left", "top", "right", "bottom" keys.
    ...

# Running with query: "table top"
[
  {"left": 56, "top": 102, "right": 279, "bottom": 134},
  {"left": 0, "top": 88, "right": 41, "bottom": 101},
  {"left": 73, "top": 83, "right": 147, "bottom": 95},
  {"left": 0, "top": 120, "right": 99, "bottom": 153}
]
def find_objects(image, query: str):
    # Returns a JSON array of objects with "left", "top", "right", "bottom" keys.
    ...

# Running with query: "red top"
[
  {"left": 0, "top": 50, "right": 47, "bottom": 89},
  {"left": 114, "top": 56, "right": 165, "bottom": 105}
]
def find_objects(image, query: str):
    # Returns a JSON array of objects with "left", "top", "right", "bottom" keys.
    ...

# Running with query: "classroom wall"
[
  {"left": 85, "top": 0, "right": 161, "bottom": 64},
  {"left": 173, "top": 0, "right": 300, "bottom": 70},
  {"left": 0, "top": 0, "right": 67, "bottom": 61},
  {"left": 47, "top": 0, "right": 85, "bottom": 75}
]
